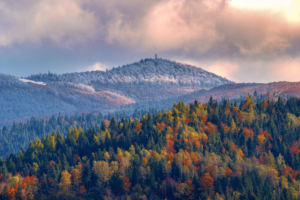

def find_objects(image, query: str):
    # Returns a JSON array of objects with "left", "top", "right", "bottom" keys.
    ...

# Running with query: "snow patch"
[
  {"left": 76, "top": 83, "right": 95, "bottom": 93},
  {"left": 19, "top": 79, "right": 46, "bottom": 85}
]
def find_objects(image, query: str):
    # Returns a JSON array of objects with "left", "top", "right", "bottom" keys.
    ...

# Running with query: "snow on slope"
[
  {"left": 0, "top": 58, "right": 234, "bottom": 126},
  {"left": 19, "top": 78, "right": 46, "bottom": 85},
  {"left": 0, "top": 72, "right": 136, "bottom": 126},
  {"left": 27, "top": 58, "right": 233, "bottom": 88}
]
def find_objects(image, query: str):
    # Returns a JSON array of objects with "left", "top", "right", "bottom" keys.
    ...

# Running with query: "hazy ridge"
[{"left": 0, "top": 58, "right": 233, "bottom": 126}]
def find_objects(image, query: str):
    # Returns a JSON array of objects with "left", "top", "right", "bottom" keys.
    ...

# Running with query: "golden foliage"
[
  {"left": 93, "top": 161, "right": 111, "bottom": 184},
  {"left": 59, "top": 171, "right": 71, "bottom": 193},
  {"left": 135, "top": 123, "right": 143, "bottom": 134}
]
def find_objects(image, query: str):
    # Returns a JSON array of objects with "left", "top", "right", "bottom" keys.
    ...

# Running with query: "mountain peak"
[
  {"left": 27, "top": 58, "right": 233, "bottom": 88},
  {"left": 0, "top": 58, "right": 234, "bottom": 127},
  {"left": 103, "top": 58, "right": 233, "bottom": 87}
]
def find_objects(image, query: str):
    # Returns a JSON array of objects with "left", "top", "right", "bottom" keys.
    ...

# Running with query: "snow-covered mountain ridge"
[
  {"left": 0, "top": 58, "right": 234, "bottom": 126},
  {"left": 27, "top": 58, "right": 233, "bottom": 87}
]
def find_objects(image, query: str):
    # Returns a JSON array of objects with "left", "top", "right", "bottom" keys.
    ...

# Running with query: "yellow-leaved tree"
[
  {"left": 93, "top": 161, "right": 111, "bottom": 186},
  {"left": 71, "top": 168, "right": 82, "bottom": 190},
  {"left": 59, "top": 170, "right": 72, "bottom": 195}
]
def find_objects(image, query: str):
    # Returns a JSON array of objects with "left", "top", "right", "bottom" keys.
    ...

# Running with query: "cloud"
[
  {"left": 271, "top": 57, "right": 300, "bottom": 82},
  {"left": 177, "top": 57, "right": 300, "bottom": 83},
  {"left": 176, "top": 59, "right": 237, "bottom": 80},
  {"left": 95, "top": 0, "right": 300, "bottom": 59},
  {"left": 89, "top": 62, "right": 107, "bottom": 71},
  {"left": 1, "top": 0, "right": 300, "bottom": 83},
  {"left": 2, "top": 0, "right": 300, "bottom": 58},
  {"left": 0, "top": 0, "right": 98, "bottom": 47},
  {"left": 103, "top": 0, "right": 225, "bottom": 53},
  {"left": 203, "top": 62, "right": 239, "bottom": 81},
  {"left": 234, "top": 58, "right": 300, "bottom": 83}
]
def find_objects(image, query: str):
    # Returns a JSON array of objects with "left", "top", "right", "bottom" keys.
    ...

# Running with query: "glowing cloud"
[
  {"left": 230, "top": 0, "right": 300, "bottom": 23},
  {"left": 1, "top": 0, "right": 300, "bottom": 83},
  {"left": 89, "top": 62, "right": 108, "bottom": 71},
  {"left": 0, "top": 0, "right": 98, "bottom": 47}
]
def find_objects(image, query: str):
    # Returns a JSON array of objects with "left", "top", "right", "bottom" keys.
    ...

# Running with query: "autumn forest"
[{"left": 2, "top": 96, "right": 300, "bottom": 199}]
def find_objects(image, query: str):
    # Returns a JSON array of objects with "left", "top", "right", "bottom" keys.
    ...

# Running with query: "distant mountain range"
[
  {"left": 26, "top": 58, "right": 232, "bottom": 101},
  {"left": 1, "top": 58, "right": 300, "bottom": 126},
  {"left": 0, "top": 58, "right": 232, "bottom": 126}
]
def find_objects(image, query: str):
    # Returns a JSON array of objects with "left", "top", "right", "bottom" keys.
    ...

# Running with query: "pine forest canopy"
[
  {"left": 1, "top": 96, "right": 300, "bottom": 199},
  {"left": 0, "top": 108, "right": 158, "bottom": 158}
]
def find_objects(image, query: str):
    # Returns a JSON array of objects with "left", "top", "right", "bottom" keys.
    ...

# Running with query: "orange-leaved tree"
[
  {"left": 225, "top": 167, "right": 233, "bottom": 177},
  {"left": 186, "top": 179, "right": 195, "bottom": 200},
  {"left": 123, "top": 175, "right": 131, "bottom": 197},
  {"left": 135, "top": 123, "right": 143, "bottom": 133},
  {"left": 199, "top": 172, "right": 214, "bottom": 191}
]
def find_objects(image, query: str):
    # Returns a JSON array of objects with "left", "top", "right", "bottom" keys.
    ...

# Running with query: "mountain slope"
[
  {"left": 28, "top": 58, "right": 231, "bottom": 87},
  {"left": 0, "top": 58, "right": 233, "bottom": 126},
  {"left": 116, "top": 81, "right": 300, "bottom": 117},
  {"left": 4, "top": 58, "right": 300, "bottom": 128},
  {"left": 0, "top": 73, "right": 134, "bottom": 126},
  {"left": 180, "top": 81, "right": 300, "bottom": 104},
  {"left": 27, "top": 58, "right": 233, "bottom": 101}
]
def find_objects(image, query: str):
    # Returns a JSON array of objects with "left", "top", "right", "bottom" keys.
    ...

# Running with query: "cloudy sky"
[{"left": 0, "top": 0, "right": 300, "bottom": 83}]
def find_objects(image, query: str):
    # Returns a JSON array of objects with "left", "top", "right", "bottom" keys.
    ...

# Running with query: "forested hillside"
[
  {"left": 27, "top": 58, "right": 231, "bottom": 89},
  {"left": 0, "top": 73, "right": 134, "bottom": 127},
  {"left": 185, "top": 82, "right": 300, "bottom": 104},
  {"left": 1, "top": 96, "right": 300, "bottom": 199},
  {"left": 0, "top": 109, "right": 157, "bottom": 158}
]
